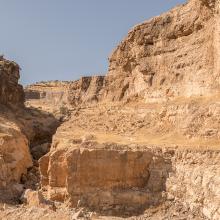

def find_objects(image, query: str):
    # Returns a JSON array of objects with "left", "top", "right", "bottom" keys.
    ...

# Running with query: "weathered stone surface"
[
  {"left": 4, "top": 0, "right": 220, "bottom": 219},
  {"left": 68, "top": 76, "right": 105, "bottom": 106},
  {"left": 0, "top": 57, "right": 33, "bottom": 192},
  {"left": 166, "top": 150, "right": 220, "bottom": 220},
  {"left": 25, "top": 81, "right": 70, "bottom": 105},
  {"left": 36, "top": 1, "right": 220, "bottom": 218},
  {"left": 40, "top": 125, "right": 220, "bottom": 218},
  {"left": 0, "top": 57, "right": 24, "bottom": 106},
  {"left": 26, "top": 0, "right": 220, "bottom": 106},
  {"left": 0, "top": 57, "right": 59, "bottom": 204},
  {"left": 0, "top": 115, "right": 32, "bottom": 189},
  {"left": 39, "top": 143, "right": 171, "bottom": 215},
  {"left": 103, "top": 0, "right": 220, "bottom": 102}
]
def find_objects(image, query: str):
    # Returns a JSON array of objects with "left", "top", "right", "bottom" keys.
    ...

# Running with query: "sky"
[{"left": 0, "top": 0, "right": 186, "bottom": 85}]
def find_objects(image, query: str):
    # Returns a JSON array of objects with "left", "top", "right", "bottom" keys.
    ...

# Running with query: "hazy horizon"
[{"left": 0, "top": 0, "right": 185, "bottom": 85}]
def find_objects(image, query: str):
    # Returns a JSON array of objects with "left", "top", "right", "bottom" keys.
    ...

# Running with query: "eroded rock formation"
[
  {"left": 0, "top": 58, "right": 32, "bottom": 198},
  {"left": 2, "top": 0, "right": 220, "bottom": 219},
  {"left": 0, "top": 57, "right": 59, "bottom": 203},
  {"left": 35, "top": 0, "right": 220, "bottom": 219},
  {"left": 0, "top": 57, "right": 24, "bottom": 106},
  {"left": 0, "top": 119, "right": 32, "bottom": 189}
]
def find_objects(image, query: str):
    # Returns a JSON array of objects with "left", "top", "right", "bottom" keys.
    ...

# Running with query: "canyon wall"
[
  {"left": 40, "top": 143, "right": 172, "bottom": 216},
  {"left": 0, "top": 120, "right": 32, "bottom": 189},
  {"left": 60, "top": 0, "right": 220, "bottom": 104},
  {"left": 36, "top": 0, "right": 220, "bottom": 219},
  {"left": 0, "top": 58, "right": 32, "bottom": 194},
  {"left": 8, "top": 0, "right": 220, "bottom": 219},
  {"left": 104, "top": 0, "right": 220, "bottom": 102},
  {"left": 26, "top": 0, "right": 220, "bottom": 105},
  {"left": 25, "top": 81, "right": 70, "bottom": 107},
  {"left": 0, "top": 57, "right": 24, "bottom": 106}
]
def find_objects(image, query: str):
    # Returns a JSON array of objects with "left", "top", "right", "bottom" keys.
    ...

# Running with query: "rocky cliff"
[
  {"left": 104, "top": 0, "right": 220, "bottom": 102},
  {"left": 35, "top": 0, "right": 220, "bottom": 219},
  {"left": 0, "top": 58, "right": 32, "bottom": 199},
  {"left": 0, "top": 57, "right": 24, "bottom": 106},
  {"left": 0, "top": 58, "right": 59, "bottom": 204},
  {"left": 3, "top": 0, "right": 220, "bottom": 219},
  {"left": 26, "top": 0, "right": 220, "bottom": 105}
]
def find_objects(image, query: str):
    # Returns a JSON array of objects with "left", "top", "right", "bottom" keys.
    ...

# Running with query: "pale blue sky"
[{"left": 0, "top": 0, "right": 186, "bottom": 85}]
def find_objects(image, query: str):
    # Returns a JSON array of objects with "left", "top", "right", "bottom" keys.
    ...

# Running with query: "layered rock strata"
[{"left": 40, "top": 138, "right": 220, "bottom": 219}]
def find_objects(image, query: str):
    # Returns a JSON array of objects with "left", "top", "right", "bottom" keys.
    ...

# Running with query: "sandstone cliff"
[
  {"left": 4, "top": 0, "right": 220, "bottom": 219},
  {"left": 0, "top": 58, "right": 59, "bottom": 203},
  {"left": 104, "top": 0, "right": 220, "bottom": 102},
  {"left": 0, "top": 57, "right": 24, "bottom": 106},
  {"left": 42, "top": 0, "right": 220, "bottom": 105},
  {"left": 35, "top": 0, "right": 220, "bottom": 219},
  {"left": 26, "top": 0, "right": 220, "bottom": 105},
  {"left": 0, "top": 58, "right": 32, "bottom": 199}
]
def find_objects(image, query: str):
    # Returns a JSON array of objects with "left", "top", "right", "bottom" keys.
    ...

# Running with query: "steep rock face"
[
  {"left": 25, "top": 76, "right": 105, "bottom": 110},
  {"left": 102, "top": 0, "right": 220, "bottom": 102},
  {"left": 39, "top": 99, "right": 220, "bottom": 217},
  {"left": 25, "top": 0, "right": 220, "bottom": 106},
  {"left": 67, "top": 76, "right": 105, "bottom": 106},
  {"left": 28, "top": 0, "right": 220, "bottom": 106},
  {"left": 37, "top": 1, "right": 220, "bottom": 219},
  {"left": 25, "top": 81, "right": 71, "bottom": 118},
  {"left": 0, "top": 57, "right": 24, "bottom": 106},
  {"left": 0, "top": 118, "right": 32, "bottom": 189},
  {"left": 39, "top": 138, "right": 171, "bottom": 215},
  {"left": 0, "top": 58, "right": 33, "bottom": 197}
]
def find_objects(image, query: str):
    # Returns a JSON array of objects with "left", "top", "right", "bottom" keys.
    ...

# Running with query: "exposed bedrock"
[
  {"left": 39, "top": 141, "right": 220, "bottom": 219},
  {"left": 104, "top": 0, "right": 220, "bottom": 102},
  {"left": 0, "top": 121, "right": 32, "bottom": 189},
  {"left": 0, "top": 57, "right": 60, "bottom": 201},
  {"left": 3, "top": 0, "right": 220, "bottom": 219},
  {"left": 0, "top": 57, "right": 24, "bottom": 106},
  {"left": 25, "top": 0, "right": 220, "bottom": 106},
  {"left": 40, "top": 145, "right": 172, "bottom": 216},
  {"left": 25, "top": 81, "right": 70, "bottom": 105},
  {"left": 0, "top": 58, "right": 32, "bottom": 199},
  {"left": 166, "top": 150, "right": 220, "bottom": 220}
]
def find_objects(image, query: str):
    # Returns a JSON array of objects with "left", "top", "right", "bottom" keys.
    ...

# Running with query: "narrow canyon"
[{"left": 0, "top": 0, "right": 220, "bottom": 219}]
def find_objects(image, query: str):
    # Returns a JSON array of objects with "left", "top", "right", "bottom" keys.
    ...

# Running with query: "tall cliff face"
[
  {"left": 24, "top": 0, "right": 220, "bottom": 108},
  {"left": 0, "top": 57, "right": 33, "bottom": 192},
  {"left": 0, "top": 57, "right": 24, "bottom": 106},
  {"left": 16, "top": 0, "right": 220, "bottom": 218},
  {"left": 46, "top": 0, "right": 220, "bottom": 105},
  {"left": 101, "top": 0, "right": 219, "bottom": 102}
]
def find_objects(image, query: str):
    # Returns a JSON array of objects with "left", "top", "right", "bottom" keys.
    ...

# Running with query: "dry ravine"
[{"left": 1, "top": 0, "right": 220, "bottom": 219}]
